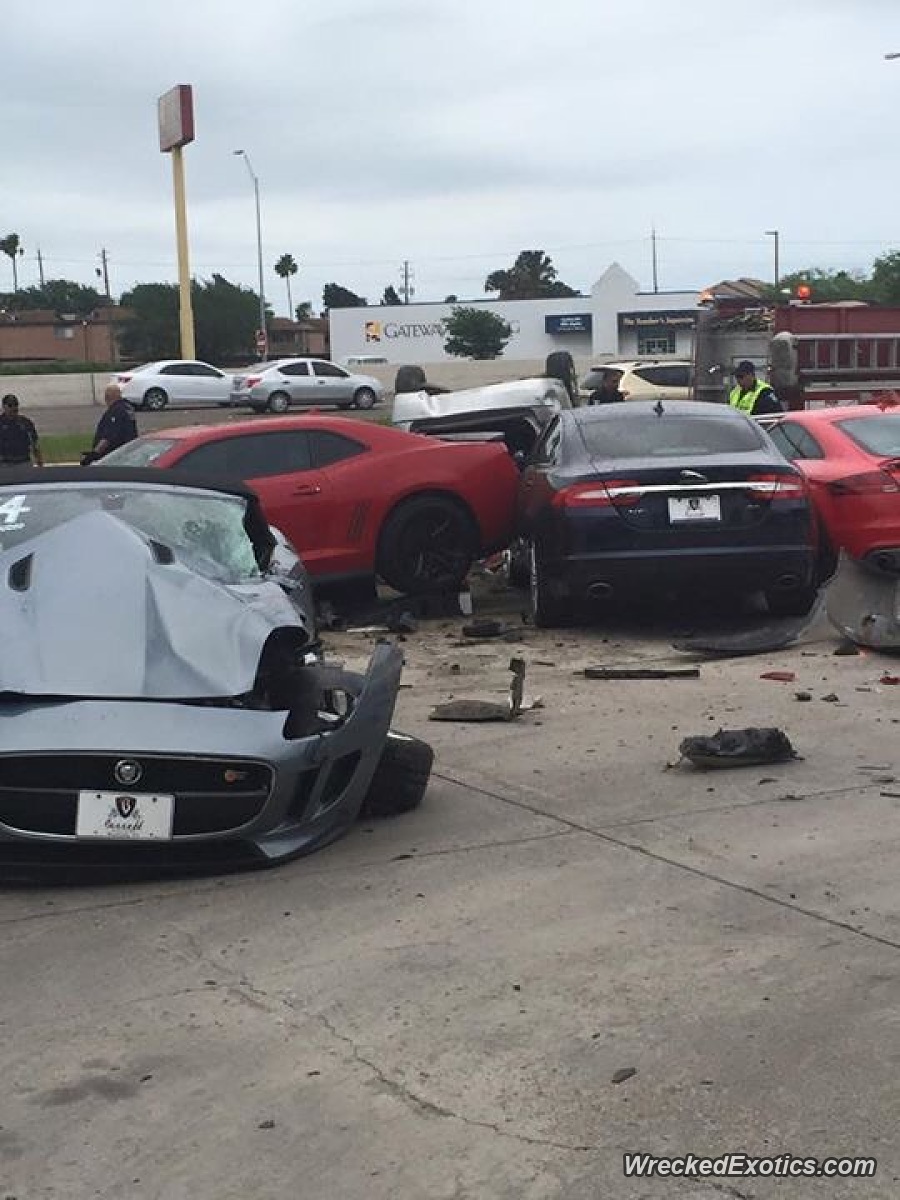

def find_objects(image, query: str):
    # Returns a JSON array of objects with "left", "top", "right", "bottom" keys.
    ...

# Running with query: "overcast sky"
[{"left": 4, "top": 0, "right": 900, "bottom": 315}]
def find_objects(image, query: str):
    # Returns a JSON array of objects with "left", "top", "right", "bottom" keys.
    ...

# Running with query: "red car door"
[{"left": 172, "top": 430, "right": 331, "bottom": 567}]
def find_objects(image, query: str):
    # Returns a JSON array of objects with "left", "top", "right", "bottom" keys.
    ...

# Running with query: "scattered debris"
[
  {"left": 676, "top": 727, "right": 801, "bottom": 770},
  {"left": 833, "top": 640, "right": 860, "bottom": 657},
  {"left": 582, "top": 666, "right": 700, "bottom": 680},
  {"left": 880, "top": 673, "right": 900, "bottom": 686},
  {"left": 671, "top": 595, "right": 826, "bottom": 658},
  {"left": 611, "top": 1068, "right": 637, "bottom": 1085},
  {"left": 316, "top": 600, "right": 346, "bottom": 632},
  {"left": 826, "top": 552, "right": 900, "bottom": 651},
  {"left": 821, "top": 693, "right": 840, "bottom": 703},
  {"left": 760, "top": 670, "right": 796, "bottom": 683},
  {"left": 257, "top": 1120, "right": 276, "bottom": 1130},
  {"left": 462, "top": 619, "right": 518, "bottom": 640},
  {"left": 386, "top": 610, "right": 418, "bottom": 635},
  {"left": 795, "top": 691, "right": 812, "bottom": 702},
  {"left": 430, "top": 658, "right": 537, "bottom": 722}
]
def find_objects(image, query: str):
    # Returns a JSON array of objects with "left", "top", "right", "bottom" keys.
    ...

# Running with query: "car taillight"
[
  {"left": 552, "top": 479, "right": 642, "bottom": 508},
  {"left": 244, "top": 376, "right": 261, "bottom": 388},
  {"left": 828, "top": 470, "right": 900, "bottom": 497},
  {"left": 745, "top": 472, "right": 807, "bottom": 499}
]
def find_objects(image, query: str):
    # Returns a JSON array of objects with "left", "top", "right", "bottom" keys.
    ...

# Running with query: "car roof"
[
  {"left": 774, "top": 404, "right": 900, "bottom": 423},
  {"left": 571, "top": 399, "right": 746, "bottom": 422},
  {"left": 0, "top": 464, "right": 261, "bottom": 501},
  {"left": 127, "top": 414, "right": 398, "bottom": 446},
  {"left": 587, "top": 360, "right": 692, "bottom": 371}
]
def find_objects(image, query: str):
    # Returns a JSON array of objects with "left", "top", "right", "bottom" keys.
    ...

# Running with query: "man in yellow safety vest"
[{"left": 729, "top": 361, "right": 783, "bottom": 415}]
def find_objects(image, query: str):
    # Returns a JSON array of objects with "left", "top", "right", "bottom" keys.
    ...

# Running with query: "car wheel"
[
  {"left": 504, "top": 536, "right": 530, "bottom": 588},
  {"left": 268, "top": 391, "right": 291, "bottom": 414},
  {"left": 142, "top": 387, "right": 168, "bottom": 411},
  {"left": 377, "top": 495, "right": 476, "bottom": 594},
  {"left": 358, "top": 732, "right": 434, "bottom": 819},
  {"left": 764, "top": 584, "right": 819, "bottom": 617},
  {"left": 529, "top": 540, "right": 568, "bottom": 627},
  {"left": 353, "top": 387, "right": 377, "bottom": 410}
]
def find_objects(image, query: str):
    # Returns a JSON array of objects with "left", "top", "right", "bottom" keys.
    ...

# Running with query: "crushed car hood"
[
  {"left": 392, "top": 377, "right": 570, "bottom": 427},
  {"left": 0, "top": 510, "right": 307, "bottom": 700}
]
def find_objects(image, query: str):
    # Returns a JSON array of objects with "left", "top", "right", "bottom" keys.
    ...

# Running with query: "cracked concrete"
[{"left": 1, "top": 604, "right": 898, "bottom": 1198}]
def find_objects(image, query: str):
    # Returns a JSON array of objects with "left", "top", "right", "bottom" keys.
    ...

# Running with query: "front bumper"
[{"left": 0, "top": 644, "right": 402, "bottom": 872}]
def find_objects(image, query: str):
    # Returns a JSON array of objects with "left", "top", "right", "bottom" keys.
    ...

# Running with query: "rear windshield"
[
  {"left": 836, "top": 416, "right": 900, "bottom": 458},
  {"left": 578, "top": 413, "right": 765, "bottom": 459},
  {"left": 102, "top": 438, "right": 178, "bottom": 467}
]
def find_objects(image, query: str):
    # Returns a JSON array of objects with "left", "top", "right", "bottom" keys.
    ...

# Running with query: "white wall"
[{"left": 329, "top": 263, "right": 700, "bottom": 367}]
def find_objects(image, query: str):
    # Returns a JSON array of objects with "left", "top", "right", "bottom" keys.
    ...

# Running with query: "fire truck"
[{"left": 693, "top": 298, "right": 900, "bottom": 410}]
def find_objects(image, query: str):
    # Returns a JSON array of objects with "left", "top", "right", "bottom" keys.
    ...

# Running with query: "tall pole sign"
[{"left": 158, "top": 85, "right": 196, "bottom": 359}]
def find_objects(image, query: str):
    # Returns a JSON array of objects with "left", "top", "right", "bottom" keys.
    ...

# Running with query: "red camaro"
[
  {"left": 765, "top": 406, "right": 900, "bottom": 572},
  {"left": 102, "top": 415, "right": 519, "bottom": 592}
]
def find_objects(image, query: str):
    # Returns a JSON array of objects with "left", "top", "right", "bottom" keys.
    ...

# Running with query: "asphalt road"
[
  {"left": 29, "top": 402, "right": 389, "bottom": 438},
  {"left": 2, "top": 591, "right": 899, "bottom": 1199}
]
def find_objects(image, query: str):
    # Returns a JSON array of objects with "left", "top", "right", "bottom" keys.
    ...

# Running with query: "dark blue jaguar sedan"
[{"left": 516, "top": 401, "right": 818, "bottom": 626}]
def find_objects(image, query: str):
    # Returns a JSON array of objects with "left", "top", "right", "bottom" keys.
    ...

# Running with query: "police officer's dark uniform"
[
  {"left": 588, "top": 369, "right": 627, "bottom": 405},
  {"left": 85, "top": 390, "right": 138, "bottom": 463},
  {"left": 0, "top": 394, "right": 42, "bottom": 467}
]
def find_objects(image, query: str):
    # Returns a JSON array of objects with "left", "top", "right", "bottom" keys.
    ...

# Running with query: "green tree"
[
  {"left": 484, "top": 250, "right": 578, "bottom": 300},
  {"left": 323, "top": 282, "right": 367, "bottom": 309},
  {"left": 0, "top": 234, "right": 23, "bottom": 291},
  {"left": 295, "top": 301, "right": 313, "bottom": 320},
  {"left": 8, "top": 279, "right": 102, "bottom": 315},
  {"left": 443, "top": 307, "right": 512, "bottom": 360},
  {"left": 274, "top": 253, "right": 299, "bottom": 316},
  {"left": 119, "top": 275, "right": 263, "bottom": 361},
  {"left": 444, "top": 294, "right": 458, "bottom": 303},
  {"left": 382, "top": 284, "right": 402, "bottom": 305},
  {"left": 761, "top": 267, "right": 873, "bottom": 305},
  {"left": 868, "top": 251, "right": 900, "bottom": 305}
]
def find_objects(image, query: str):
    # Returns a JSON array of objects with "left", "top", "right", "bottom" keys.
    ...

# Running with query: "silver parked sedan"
[
  {"left": 113, "top": 360, "right": 236, "bottom": 410},
  {"left": 231, "top": 358, "right": 384, "bottom": 414}
]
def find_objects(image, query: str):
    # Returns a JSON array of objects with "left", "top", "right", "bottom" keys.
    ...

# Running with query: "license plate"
[
  {"left": 76, "top": 791, "right": 174, "bottom": 841},
  {"left": 668, "top": 495, "right": 721, "bottom": 523}
]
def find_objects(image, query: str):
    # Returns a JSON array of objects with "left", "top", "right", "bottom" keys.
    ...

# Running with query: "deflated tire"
[{"left": 359, "top": 732, "right": 434, "bottom": 818}]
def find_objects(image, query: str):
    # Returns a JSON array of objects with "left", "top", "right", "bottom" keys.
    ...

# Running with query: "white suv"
[{"left": 580, "top": 360, "right": 693, "bottom": 403}]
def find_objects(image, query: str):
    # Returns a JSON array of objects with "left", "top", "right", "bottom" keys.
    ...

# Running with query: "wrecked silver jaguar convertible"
[{"left": 0, "top": 468, "right": 429, "bottom": 871}]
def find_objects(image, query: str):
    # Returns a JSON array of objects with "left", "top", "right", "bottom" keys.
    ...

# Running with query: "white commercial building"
[{"left": 328, "top": 264, "right": 700, "bottom": 366}]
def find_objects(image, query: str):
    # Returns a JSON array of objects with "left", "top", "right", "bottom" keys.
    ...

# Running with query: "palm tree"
[
  {"left": 274, "top": 253, "right": 299, "bottom": 317},
  {"left": 1, "top": 233, "right": 23, "bottom": 291}
]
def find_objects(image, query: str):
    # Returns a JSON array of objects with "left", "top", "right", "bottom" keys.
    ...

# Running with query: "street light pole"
[
  {"left": 234, "top": 149, "right": 267, "bottom": 361},
  {"left": 765, "top": 229, "right": 780, "bottom": 290}
]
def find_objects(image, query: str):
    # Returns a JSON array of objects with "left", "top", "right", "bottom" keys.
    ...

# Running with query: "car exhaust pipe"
[
  {"left": 775, "top": 573, "right": 800, "bottom": 590},
  {"left": 588, "top": 582, "right": 614, "bottom": 599}
]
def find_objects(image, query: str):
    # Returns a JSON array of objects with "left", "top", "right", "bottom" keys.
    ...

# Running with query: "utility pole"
[
  {"left": 36, "top": 248, "right": 45, "bottom": 288},
  {"left": 651, "top": 228, "right": 659, "bottom": 294},
  {"left": 765, "top": 230, "right": 779, "bottom": 290},
  {"left": 98, "top": 248, "right": 110, "bottom": 298},
  {"left": 400, "top": 260, "right": 414, "bottom": 304}
]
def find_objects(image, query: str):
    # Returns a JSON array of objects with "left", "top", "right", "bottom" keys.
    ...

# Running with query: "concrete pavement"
[{"left": 1, "top": 604, "right": 898, "bottom": 1198}]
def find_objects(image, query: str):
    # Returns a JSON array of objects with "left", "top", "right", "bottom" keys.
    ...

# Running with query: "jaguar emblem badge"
[
  {"left": 115, "top": 796, "right": 137, "bottom": 818},
  {"left": 114, "top": 759, "right": 143, "bottom": 787}
]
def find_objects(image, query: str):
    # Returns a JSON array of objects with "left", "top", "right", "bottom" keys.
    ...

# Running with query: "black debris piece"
[
  {"left": 678, "top": 727, "right": 801, "bottom": 769},
  {"left": 583, "top": 666, "right": 700, "bottom": 681},
  {"left": 462, "top": 619, "right": 516, "bottom": 640}
]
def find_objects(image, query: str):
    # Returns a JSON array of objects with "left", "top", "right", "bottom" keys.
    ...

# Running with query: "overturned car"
[{"left": 0, "top": 468, "right": 431, "bottom": 872}]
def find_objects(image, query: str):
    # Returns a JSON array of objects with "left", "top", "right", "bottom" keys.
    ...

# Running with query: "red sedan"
[
  {"left": 766, "top": 406, "right": 900, "bottom": 571},
  {"left": 102, "top": 415, "right": 519, "bottom": 592}
]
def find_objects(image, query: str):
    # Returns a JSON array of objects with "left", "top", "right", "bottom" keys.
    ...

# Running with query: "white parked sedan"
[
  {"left": 230, "top": 358, "right": 384, "bottom": 413},
  {"left": 113, "top": 360, "right": 236, "bottom": 410}
]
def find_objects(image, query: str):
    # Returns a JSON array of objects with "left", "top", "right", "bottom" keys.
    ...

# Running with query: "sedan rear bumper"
[{"left": 541, "top": 545, "right": 817, "bottom": 599}]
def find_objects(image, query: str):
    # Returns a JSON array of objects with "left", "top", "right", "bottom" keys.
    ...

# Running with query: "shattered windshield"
[{"left": 0, "top": 483, "right": 261, "bottom": 583}]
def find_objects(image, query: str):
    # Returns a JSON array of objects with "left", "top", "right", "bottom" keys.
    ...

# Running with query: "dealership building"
[{"left": 328, "top": 263, "right": 701, "bottom": 365}]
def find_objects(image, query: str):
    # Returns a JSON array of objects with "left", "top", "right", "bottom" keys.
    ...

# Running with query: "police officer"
[
  {"left": 0, "top": 394, "right": 43, "bottom": 467},
  {"left": 83, "top": 383, "right": 137, "bottom": 464},
  {"left": 588, "top": 367, "right": 627, "bottom": 405},
  {"left": 729, "top": 361, "right": 783, "bottom": 416}
]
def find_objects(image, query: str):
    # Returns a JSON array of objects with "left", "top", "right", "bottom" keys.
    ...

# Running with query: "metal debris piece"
[
  {"left": 826, "top": 552, "right": 900, "bottom": 651},
  {"left": 677, "top": 727, "right": 801, "bottom": 770},
  {"left": 671, "top": 593, "right": 826, "bottom": 659},
  {"left": 582, "top": 666, "right": 700, "bottom": 680},
  {"left": 760, "top": 671, "right": 796, "bottom": 683},
  {"left": 429, "top": 658, "right": 529, "bottom": 722},
  {"left": 462, "top": 619, "right": 517, "bottom": 640},
  {"left": 795, "top": 691, "right": 812, "bottom": 702}
]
